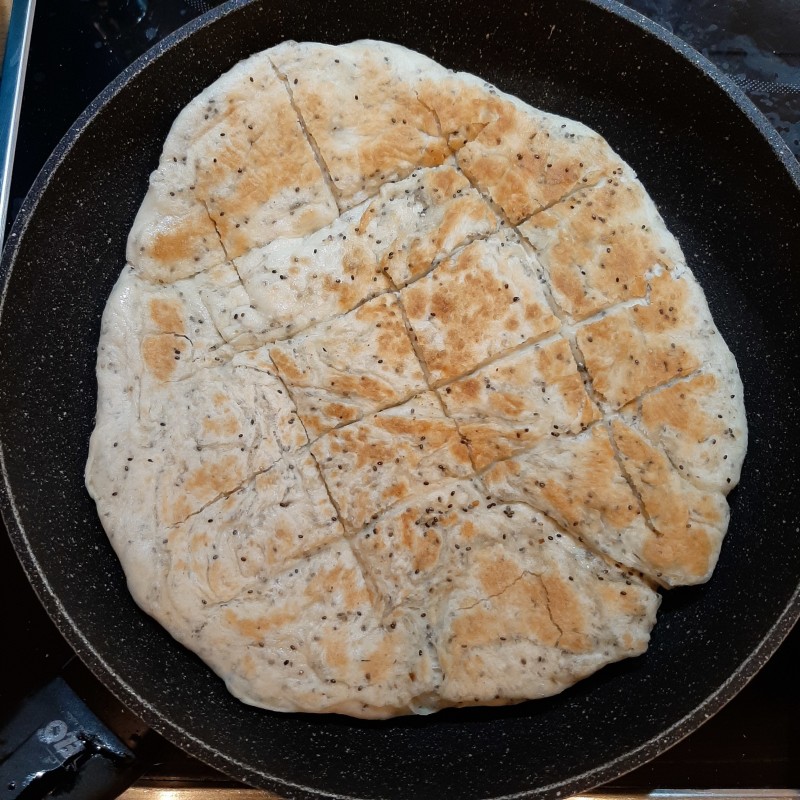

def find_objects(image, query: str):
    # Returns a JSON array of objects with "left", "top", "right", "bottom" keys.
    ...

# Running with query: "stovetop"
[{"left": 2, "top": 0, "right": 799, "bottom": 796}]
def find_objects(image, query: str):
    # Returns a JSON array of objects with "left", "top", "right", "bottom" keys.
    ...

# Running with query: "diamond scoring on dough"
[{"left": 87, "top": 41, "right": 746, "bottom": 719}]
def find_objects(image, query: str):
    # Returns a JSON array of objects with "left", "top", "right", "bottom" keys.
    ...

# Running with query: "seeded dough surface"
[{"left": 86, "top": 40, "right": 746, "bottom": 718}]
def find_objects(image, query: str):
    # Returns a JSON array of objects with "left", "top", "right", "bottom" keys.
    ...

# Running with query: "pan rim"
[{"left": 1, "top": 0, "right": 798, "bottom": 797}]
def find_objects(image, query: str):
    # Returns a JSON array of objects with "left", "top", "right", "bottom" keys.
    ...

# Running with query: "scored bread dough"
[{"left": 87, "top": 40, "right": 746, "bottom": 718}]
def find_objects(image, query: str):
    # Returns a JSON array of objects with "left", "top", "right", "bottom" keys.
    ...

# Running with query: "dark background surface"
[{"left": 1, "top": 0, "right": 798, "bottom": 793}]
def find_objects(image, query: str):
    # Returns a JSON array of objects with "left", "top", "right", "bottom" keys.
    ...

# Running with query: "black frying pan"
[{"left": 1, "top": 0, "right": 799, "bottom": 798}]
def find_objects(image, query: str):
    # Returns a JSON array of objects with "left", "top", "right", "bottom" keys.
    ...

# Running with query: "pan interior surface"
[{"left": 1, "top": 0, "right": 799, "bottom": 798}]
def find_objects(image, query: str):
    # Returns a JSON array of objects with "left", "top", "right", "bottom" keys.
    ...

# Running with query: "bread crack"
[
  {"left": 566, "top": 331, "right": 609, "bottom": 412},
  {"left": 165, "top": 462, "right": 276, "bottom": 529},
  {"left": 538, "top": 574, "right": 565, "bottom": 646},
  {"left": 517, "top": 174, "right": 608, "bottom": 226},
  {"left": 149, "top": 354, "right": 237, "bottom": 387},
  {"left": 385, "top": 224, "right": 503, "bottom": 294},
  {"left": 201, "top": 199, "right": 229, "bottom": 262},
  {"left": 621, "top": 366, "right": 705, "bottom": 412},
  {"left": 393, "top": 290, "right": 437, "bottom": 391},
  {"left": 451, "top": 160, "right": 515, "bottom": 232},
  {"left": 609, "top": 398, "right": 712, "bottom": 496},
  {"left": 462, "top": 416, "right": 602, "bottom": 481},
  {"left": 263, "top": 353, "right": 314, "bottom": 443},
  {"left": 306, "top": 450, "right": 385, "bottom": 616},
  {"left": 455, "top": 568, "right": 536, "bottom": 612},
  {"left": 603, "top": 420, "right": 660, "bottom": 538},
  {"left": 391, "top": 289, "right": 482, "bottom": 471},
  {"left": 270, "top": 58, "right": 342, "bottom": 214}
]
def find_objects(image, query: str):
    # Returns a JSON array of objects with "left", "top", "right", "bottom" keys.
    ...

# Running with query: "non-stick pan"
[{"left": 1, "top": 0, "right": 799, "bottom": 798}]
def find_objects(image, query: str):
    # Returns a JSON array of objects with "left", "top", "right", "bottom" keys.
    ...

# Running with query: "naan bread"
[{"left": 87, "top": 40, "right": 746, "bottom": 718}]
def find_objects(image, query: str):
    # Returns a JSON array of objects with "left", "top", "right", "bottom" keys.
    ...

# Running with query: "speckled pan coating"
[{"left": 0, "top": 0, "right": 799, "bottom": 798}]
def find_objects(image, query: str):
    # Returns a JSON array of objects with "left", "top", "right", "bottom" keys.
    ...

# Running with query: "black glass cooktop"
[{"left": 2, "top": 0, "right": 799, "bottom": 796}]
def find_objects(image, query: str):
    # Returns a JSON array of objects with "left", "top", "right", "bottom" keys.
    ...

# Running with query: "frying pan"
[{"left": 1, "top": 0, "right": 799, "bottom": 797}]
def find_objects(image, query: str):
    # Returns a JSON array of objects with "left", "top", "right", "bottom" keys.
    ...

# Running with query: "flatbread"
[{"left": 87, "top": 40, "right": 746, "bottom": 718}]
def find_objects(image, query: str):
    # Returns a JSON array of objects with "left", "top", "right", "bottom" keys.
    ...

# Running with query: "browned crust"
[
  {"left": 518, "top": 171, "right": 681, "bottom": 319},
  {"left": 418, "top": 75, "right": 623, "bottom": 224},
  {"left": 609, "top": 419, "right": 727, "bottom": 584},
  {"left": 269, "top": 294, "right": 427, "bottom": 438},
  {"left": 400, "top": 234, "right": 560, "bottom": 385},
  {"left": 575, "top": 272, "right": 702, "bottom": 409},
  {"left": 271, "top": 42, "right": 450, "bottom": 208},
  {"left": 440, "top": 338, "right": 600, "bottom": 469}
]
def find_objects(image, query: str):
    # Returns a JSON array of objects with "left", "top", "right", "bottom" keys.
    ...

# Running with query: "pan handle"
[
  {"left": 0, "top": 0, "right": 36, "bottom": 252},
  {"left": 0, "top": 676, "right": 141, "bottom": 800}
]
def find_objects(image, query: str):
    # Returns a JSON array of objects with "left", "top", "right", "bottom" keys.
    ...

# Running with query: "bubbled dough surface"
[{"left": 86, "top": 40, "right": 746, "bottom": 719}]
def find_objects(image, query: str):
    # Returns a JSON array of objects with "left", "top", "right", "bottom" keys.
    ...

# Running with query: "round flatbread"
[{"left": 86, "top": 40, "right": 747, "bottom": 718}]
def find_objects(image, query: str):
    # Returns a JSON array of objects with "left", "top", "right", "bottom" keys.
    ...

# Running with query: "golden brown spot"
[
  {"left": 541, "top": 574, "right": 589, "bottom": 652},
  {"left": 642, "top": 527, "right": 713, "bottom": 580},
  {"left": 477, "top": 553, "right": 520, "bottom": 596},
  {"left": 160, "top": 490, "right": 193, "bottom": 528},
  {"left": 269, "top": 348, "right": 306, "bottom": 383},
  {"left": 322, "top": 402, "right": 359, "bottom": 425},
  {"left": 223, "top": 609, "right": 295, "bottom": 640},
  {"left": 307, "top": 563, "right": 370, "bottom": 611},
  {"left": 486, "top": 390, "right": 526, "bottom": 417},
  {"left": 448, "top": 377, "right": 480, "bottom": 404},
  {"left": 188, "top": 532, "right": 210, "bottom": 554},
  {"left": 459, "top": 425, "right": 518, "bottom": 469},
  {"left": 185, "top": 454, "right": 243, "bottom": 502},
  {"left": 320, "top": 635, "right": 349, "bottom": 671},
  {"left": 641, "top": 373, "right": 718, "bottom": 441},
  {"left": 328, "top": 374, "right": 395, "bottom": 404},
  {"left": 141, "top": 334, "right": 189, "bottom": 382},
  {"left": 381, "top": 479, "right": 412, "bottom": 504},
  {"left": 149, "top": 208, "right": 217, "bottom": 268},
  {"left": 397, "top": 509, "right": 442, "bottom": 573},
  {"left": 148, "top": 297, "right": 185, "bottom": 334},
  {"left": 201, "top": 413, "right": 240, "bottom": 438},
  {"left": 459, "top": 520, "right": 478, "bottom": 541}
]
